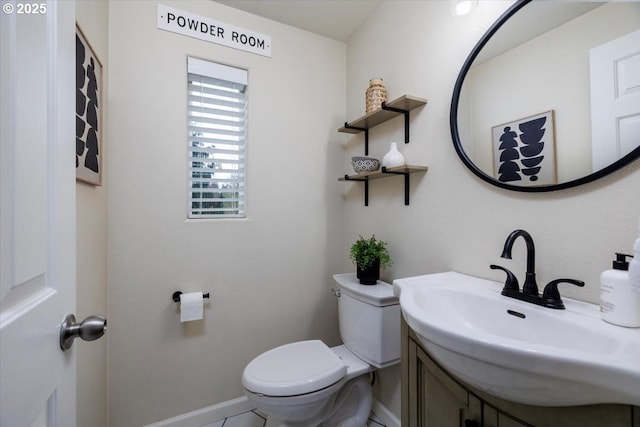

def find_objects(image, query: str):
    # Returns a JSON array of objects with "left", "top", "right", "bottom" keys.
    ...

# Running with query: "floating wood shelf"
[
  {"left": 338, "top": 95, "right": 427, "bottom": 133},
  {"left": 339, "top": 165, "right": 428, "bottom": 206},
  {"left": 338, "top": 94, "right": 428, "bottom": 206},
  {"left": 339, "top": 165, "right": 428, "bottom": 182}
]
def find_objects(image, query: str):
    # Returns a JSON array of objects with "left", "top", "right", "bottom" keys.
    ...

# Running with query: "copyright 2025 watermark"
[{"left": 3, "top": 2, "right": 47, "bottom": 14}]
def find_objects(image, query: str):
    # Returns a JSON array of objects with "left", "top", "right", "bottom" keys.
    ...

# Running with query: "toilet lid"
[{"left": 242, "top": 340, "right": 347, "bottom": 397}]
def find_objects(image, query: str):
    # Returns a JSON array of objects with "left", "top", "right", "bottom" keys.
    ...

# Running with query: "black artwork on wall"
[
  {"left": 518, "top": 116, "right": 546, "bottom": 182},
  {"left": 76, "top": 26, "right": 102, "bottom": 185},
  {"left": 492, "top": 111, "right": 556, "bottom": 187},
  {"left": 497, "top": 126, "right": 521, "bottom": 183}
]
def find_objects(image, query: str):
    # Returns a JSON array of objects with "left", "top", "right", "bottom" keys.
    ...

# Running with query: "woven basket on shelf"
[{"left": 365, "top": 78, "right": 387, "bottom": 114}]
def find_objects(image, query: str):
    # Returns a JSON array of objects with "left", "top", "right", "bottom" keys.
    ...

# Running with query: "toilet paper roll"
[{"left": 180, "top": 291, "right": 204, "bottom": 322}]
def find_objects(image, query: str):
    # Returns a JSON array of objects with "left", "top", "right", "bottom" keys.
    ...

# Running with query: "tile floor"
[{"left": 201, "top": 409, "right": 386, "bottom": 427}]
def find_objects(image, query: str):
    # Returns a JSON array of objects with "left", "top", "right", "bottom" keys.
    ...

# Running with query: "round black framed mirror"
[{"left": 450, "top": 0, "right": 640, "bottom": 192}]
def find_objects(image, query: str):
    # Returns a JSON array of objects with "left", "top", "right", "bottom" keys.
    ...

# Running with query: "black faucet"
[
  {"left": 491, "top": 229, "right": 585, "bottom": 309},
  {"left": 500, "top": 229, "right": 538, "bottom": 295}
]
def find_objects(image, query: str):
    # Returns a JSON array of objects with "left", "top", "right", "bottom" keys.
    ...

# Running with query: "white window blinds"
[{"left": 187, "top": 57, "right": 247, "bottom": 218}]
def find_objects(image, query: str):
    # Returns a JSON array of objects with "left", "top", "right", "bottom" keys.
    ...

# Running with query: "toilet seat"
[{"left": 242, "top": 340, "right": 347, "bottom": 397}]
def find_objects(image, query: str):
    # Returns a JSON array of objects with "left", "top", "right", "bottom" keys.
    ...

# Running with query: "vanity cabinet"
[
  {"left": 402, "top": 319, "right": 639, "bottom": 427},
  {"left": 338, "top": 95, "right": 428, "bottom": 206}
]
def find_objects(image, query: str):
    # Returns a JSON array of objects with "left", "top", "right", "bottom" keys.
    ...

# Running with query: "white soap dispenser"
[{"left": 600, "top": 252, "right": 640, "bottom": 327}]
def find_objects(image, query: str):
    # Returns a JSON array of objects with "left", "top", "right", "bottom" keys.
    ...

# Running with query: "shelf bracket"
[
  {"left": 343, "top": 174, "right": 369, "bottom": 206},
  {"left": 343, "top": 122, "right": 369, "bottom": 155},
  {"left": 381, "top": 167, "right": 411, "bottom": 205},
  {"left": 381, "top": 103, "right": 410, "bottom": 143}
]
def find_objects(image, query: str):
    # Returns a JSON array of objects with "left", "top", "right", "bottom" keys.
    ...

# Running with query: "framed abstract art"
[
  {"left": 492, "top": 110, "right": 556, "bottom": 186},
  {"left": 75, "top": 25, "right": 102, "bottom": 185}
]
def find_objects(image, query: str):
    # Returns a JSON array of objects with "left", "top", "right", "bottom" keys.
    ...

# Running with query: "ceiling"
[{"left": 212, "top": 0, "right": 385, "bottom": 42}]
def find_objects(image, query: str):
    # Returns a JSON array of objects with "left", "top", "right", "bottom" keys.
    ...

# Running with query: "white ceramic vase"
[{"left": 382, "top": 142, "right": 405, "bottom": 168}]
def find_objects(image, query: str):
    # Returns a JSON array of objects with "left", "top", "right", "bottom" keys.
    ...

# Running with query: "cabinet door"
[
  {"left": 403, "top": 321, "right": 637, "bottom": 427},
  {"left": 497, "top": 412, "right": 534, "bottom": 427},
  {"left": 503, "top": 404, "right": 635, "bottom": 427},
  {"left": 411, "top": 339, "right": 480, "bottom": 426},
  {"left": 483, "top": 403, "right": 533, "bottom": 427}
]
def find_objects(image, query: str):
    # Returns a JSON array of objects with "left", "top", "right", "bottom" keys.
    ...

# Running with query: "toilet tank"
[{"left": 333, "top": 273, "right": 400, "bottom": 368}]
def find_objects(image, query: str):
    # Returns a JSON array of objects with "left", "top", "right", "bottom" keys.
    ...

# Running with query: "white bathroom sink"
[{"left": 393, "top": 271, "right": 640, "bottom": 407}]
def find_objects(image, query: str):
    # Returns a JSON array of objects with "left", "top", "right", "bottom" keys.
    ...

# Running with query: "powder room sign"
[{"left": 157, "top": 4, "right": 272, "bottom": 58}]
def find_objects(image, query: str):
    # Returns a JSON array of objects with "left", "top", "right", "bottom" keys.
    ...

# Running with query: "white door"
[
  {"left": 1, "top": 1, "right": 77, "bottom": 426},
  {"left": 590, "top": 28, "right": 640, "bottom": 171}
]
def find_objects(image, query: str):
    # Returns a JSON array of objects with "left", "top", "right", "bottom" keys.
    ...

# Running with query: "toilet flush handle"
[{"left": 331, "top": 288, "right": 341, "bottom": 297}]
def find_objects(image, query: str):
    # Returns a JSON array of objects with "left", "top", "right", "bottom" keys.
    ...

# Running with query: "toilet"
[{"left": 241, "top": 273, "right": 400, "bottom": 427}]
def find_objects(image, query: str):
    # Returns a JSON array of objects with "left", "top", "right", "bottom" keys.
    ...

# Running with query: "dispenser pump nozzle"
[{"left": 613, "top": 252, "right": 633, "bottom": 271}]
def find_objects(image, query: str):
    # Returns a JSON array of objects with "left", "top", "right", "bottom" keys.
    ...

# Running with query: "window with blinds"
[{"left": 187, "top": 57, "right": 247, "bottom": 218}]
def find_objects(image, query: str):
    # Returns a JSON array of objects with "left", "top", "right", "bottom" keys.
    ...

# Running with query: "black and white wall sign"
[{"left": 157, "top": 4, "right": 272, "bottom": 58}]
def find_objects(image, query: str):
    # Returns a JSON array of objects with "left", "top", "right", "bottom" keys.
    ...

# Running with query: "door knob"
[{"left": 59, "top": 314, "right": 107, "bottom": 351}]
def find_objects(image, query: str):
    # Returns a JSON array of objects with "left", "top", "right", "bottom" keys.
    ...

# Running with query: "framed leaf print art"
[{"left": 76, "top": 25, "right": 102, "bottom": 185}]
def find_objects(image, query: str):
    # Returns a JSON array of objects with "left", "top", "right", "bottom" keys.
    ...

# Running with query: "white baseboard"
[
  {"left": 144, "top": 396, "right": 254, "bottom": 427},
  {"left": 145, "top": 395, "right": 401, "bottom": 427},
  {"left": 372, "top": 399, "right": 401, "bottom": 427}
]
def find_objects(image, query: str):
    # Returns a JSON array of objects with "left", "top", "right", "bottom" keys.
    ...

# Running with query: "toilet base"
[
  {"left": 263, "top": 375, "right": 372, "bottom": 427},
  {"left": 322, "top": 375, "right": 372, "bottom": 427}
]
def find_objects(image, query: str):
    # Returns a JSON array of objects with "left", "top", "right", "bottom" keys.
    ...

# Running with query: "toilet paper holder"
[{"left": 172, "top": 291, "right": 210, "bottom": 303}]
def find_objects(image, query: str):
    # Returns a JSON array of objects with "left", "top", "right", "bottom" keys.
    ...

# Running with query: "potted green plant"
[{"left": 349, "top": 235, "right": 392, "bottom": 285}]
